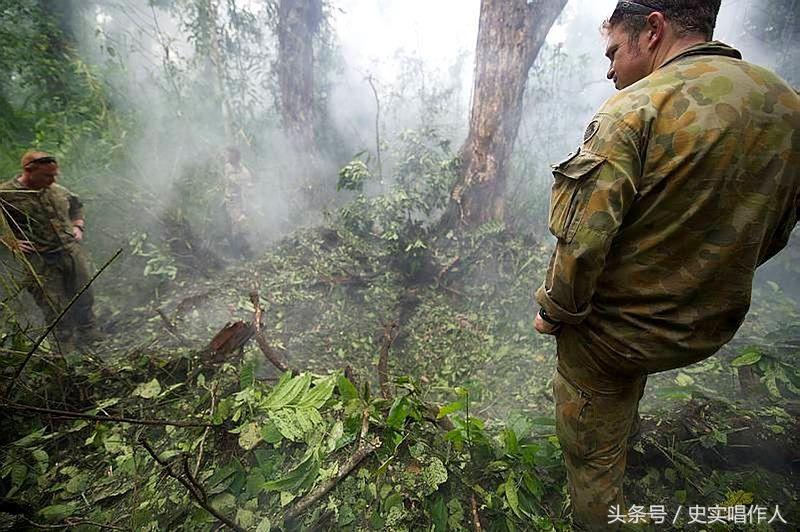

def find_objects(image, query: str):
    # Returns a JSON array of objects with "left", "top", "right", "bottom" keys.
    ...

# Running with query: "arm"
[
  {"left": 68, "top": 192, "right": 85, "bottom": 240},
  {"left": 535, "top": 114, "right": 642, "bottom": 326}
]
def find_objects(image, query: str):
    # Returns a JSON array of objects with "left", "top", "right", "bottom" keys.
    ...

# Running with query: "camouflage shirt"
[
  {"left": 0, "top": 177, "right": 84, "bottom": 253},
  {"left": 222, "top": 162, "right": 255, "bottom": 223},
  {"left": 535, "top": 41, "right": 800, "bottom": 375}
]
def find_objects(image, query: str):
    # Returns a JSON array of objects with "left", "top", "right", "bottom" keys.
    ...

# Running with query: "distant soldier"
[
  {"left": 0, "top": 151, "right": 99, "bottom": 346},
  {"left": 222, "top": 146, "right": 255, "bottom": 258},
  {"left": 533, "top": 1, "right": 799, "bottom": 529}
]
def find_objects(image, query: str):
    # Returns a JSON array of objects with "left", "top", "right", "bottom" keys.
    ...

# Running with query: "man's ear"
[{"left": 645, "top": 12, "right": 666, "bottom": 49}]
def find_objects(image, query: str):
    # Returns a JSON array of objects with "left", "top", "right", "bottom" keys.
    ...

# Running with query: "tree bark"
[
  {"left": 445, "top": 0, "right": 567, "bottom": 228},
  {"left": 277, "top": 0, "right": 323, "bottom": 152}
]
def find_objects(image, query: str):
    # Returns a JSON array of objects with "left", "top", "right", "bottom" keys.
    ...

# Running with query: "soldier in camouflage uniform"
[
  {"left": 1, "top": 151, "right": 98, "bottom": 346},
  {"left": 222, "top": 146, "right": 255, "bottom": 258},
  {"left": 532, "top": 1, "right": 799, "bottom": 529}
]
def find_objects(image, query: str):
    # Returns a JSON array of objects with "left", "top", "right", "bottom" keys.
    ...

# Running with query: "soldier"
[
  {"left": 533, "top": 1, "right": 799, "bottom": 529},
  {"left": 222, "top": 146, "right": 255, "bottom": 258},
  {"left": 1, "top": 151, "right": 99, "bottom": 347}
]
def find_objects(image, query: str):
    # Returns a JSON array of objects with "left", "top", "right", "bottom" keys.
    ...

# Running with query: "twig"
[
  {"left": 194, "top": 382, "right": 217, "bottom": 476},
  {"left": 436, "top": 255, "right": 461, "bottom": 284},
  {"left": 366, "top": 75, "right": 383, "bottom": 180},
  {"left": 471, "top": 494, "right": 483, "bottom": 531},
  {"left": 156, "top": 308, "right": 192, "bottom": 347},
  {"left": 285, "top": 409, "right": 379, "bottom": 521},
  {"left": 378, "top": 320, "right": 399, "bottom": 400},
  {"left": 4, "top": 248, "right": 123, "bottom": 399},
  {"left": 138, "top": 436, "right": 246, "bottom": 532},
  {"left": 249, "top": 290, "right": 290, "bottom": 373},
  {"left": 20, "top": 515, "right": 127, "bottom": 530},
  {"left": 4, "top": 402, "right": 215, "bottom": 428}
]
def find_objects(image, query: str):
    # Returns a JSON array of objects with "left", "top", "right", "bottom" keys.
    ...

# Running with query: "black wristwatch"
[{"left": 539, "top": 307, "right": 561, "bottom": 326}]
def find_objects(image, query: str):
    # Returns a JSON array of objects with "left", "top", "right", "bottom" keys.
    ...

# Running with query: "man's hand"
[
  {"left": 5, "top": 238, "right": 36, "bottom": 253},
  {"left": 72, "top": 225, "right": 84, "bottom": 242},
  {"left": 534, "top": 311, "right": 561, "bottom": 335}
]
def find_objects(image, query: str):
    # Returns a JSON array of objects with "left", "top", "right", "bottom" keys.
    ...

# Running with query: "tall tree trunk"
[
  {"left": 277, "top": 0, "right": 323, "bottom": 152},
  {"left": 446, "top": 0, "right": 566, "bottom": 228},
  {"left": 198, "top": 0, "right": 234, "bottom": 140}
]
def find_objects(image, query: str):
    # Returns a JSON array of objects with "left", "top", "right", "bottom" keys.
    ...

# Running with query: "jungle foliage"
[{"left": 1, "top": 1, "right": 799, "bottom": 531}]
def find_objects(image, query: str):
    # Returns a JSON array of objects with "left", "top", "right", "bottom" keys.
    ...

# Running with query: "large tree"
[
  {"left": 276, "top": 0, "right": 324, "bottom": 152},
  {"left": 446, "top": 0, "right": 567, "bottom": 227}
]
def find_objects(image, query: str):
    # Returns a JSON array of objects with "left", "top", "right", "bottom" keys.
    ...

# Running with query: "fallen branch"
[
  {"left": 4, "top": 248, "right": 123, "bottom": 399},
  {"left": 138, "top": 436, "right": 246, "bottom": 532},
  {"left": 377, "top": 320, "right": 399, "bottom": 400},
  {"left": 471, "top": 494, "right": 483, "bottom": 531},
  {"left": 249, "top": 290, "right": 290, "bottom": 373},
  {"left": 4, "top": 402, "right": 215, "bottom": 428},
  {"left": 20, "top": 516, "right": 127, "bottom": 531},
  {"left": 285, "top": 409, "right": 379, "bottom": 522},
  {"left": 194, "top": 381, "right": 218, "bottom": 477}
]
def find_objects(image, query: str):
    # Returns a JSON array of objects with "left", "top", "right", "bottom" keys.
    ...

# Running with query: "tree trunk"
[
  {"left": 445, "top": 0, "right": 566, "bottom": 228},
  {"left": 277, "top": 0, "right": 323, "bottom": 152}
]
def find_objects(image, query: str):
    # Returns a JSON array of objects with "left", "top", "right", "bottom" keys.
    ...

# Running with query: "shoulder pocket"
[{"left": 548, "top": 149, "right": 606, "bottom": 242}]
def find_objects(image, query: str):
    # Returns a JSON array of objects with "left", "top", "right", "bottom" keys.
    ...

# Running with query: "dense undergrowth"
[{"left": 2, "top": 139, "right": 799, "bottom": 529}]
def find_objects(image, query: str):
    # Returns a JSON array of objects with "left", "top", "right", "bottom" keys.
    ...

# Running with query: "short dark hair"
[{"left": 603, "top": 0, "right": 722, "bottom": 41}]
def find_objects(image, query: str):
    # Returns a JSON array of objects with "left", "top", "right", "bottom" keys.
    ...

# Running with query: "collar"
[{"left": 660, "top": 40, "right": 742, "bottom": 69}]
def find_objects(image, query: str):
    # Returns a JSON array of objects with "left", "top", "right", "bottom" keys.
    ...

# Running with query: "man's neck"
[
  {"left": 653, "top": 35, "right": 708, "bottom": 71},
  {"left": 17, "top": 175, "right": 32, "bottom": 189}
]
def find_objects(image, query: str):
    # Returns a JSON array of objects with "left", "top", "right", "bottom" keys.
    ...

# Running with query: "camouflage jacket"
[
  {"left": 0, "top": 177, "right": 84, "bottom": 253},
  {"left": 535, "top": 41, "right": 800, "bottom": 375},
  {"left": 222, "top": 162, "right": 255, "bottom": 222}
]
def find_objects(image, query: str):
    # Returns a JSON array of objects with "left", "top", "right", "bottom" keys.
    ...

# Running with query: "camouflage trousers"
[
  {"left": 554, "top": 325, "right": 647, "bottom": 531},
  {"left": 222, "top": 201, "right": 253, "bottom": 258},
  {"left": 22, "top": 245, "right": 96, "bottom": 343}
]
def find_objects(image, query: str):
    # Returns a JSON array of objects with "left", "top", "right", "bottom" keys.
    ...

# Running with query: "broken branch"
[
  {"left": 4, "top": 402, "right": 214, "bottom": 428},
  {"left": 138, "top": 436, "right": 245, "bottom": 532},
  {"left": 285, "top": 409, "right": 379, "bottom": 521},
  {"left": 378, "top": 320, "right": 399, "bottom": 400},
  {"left": 249, "top": 290, "right": 290, "bottom": 373}
]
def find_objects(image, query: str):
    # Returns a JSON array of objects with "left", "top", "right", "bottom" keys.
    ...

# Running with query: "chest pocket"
[{"left": 548, "top": 149, "right": 606, "bottom": 243}]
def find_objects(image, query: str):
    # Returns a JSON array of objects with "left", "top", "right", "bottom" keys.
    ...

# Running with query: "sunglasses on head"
[
  {"left": 614, "top": 1, "right": 657, "bottom": 16},
  {"left": 24, "top": 156, "right": 58, "bottom": 169}
]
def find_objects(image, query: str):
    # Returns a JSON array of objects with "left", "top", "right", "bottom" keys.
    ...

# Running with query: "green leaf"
[
  {"left": 240, "top": 362, "right": 256, "bottom": 390},
  {"left": 238, "top": 422, "right": 263, "bottom": 450},
  {"left": 263, "top": 454, "right": 319, "bottom": 493},
  {"left": 263, "top": 373, "right": 312, "bottom": 409},
  {"left": 386, "top": 396, "right": 410, "bottom": 429},
  {"left": 132, "top": 378, "right": 161, "bottom": 399},
  {"left": 7, "top": 463, "right": 27, "bottom": 497},
  {"left": 337, "top": 374, "right": 359, "bottom": 400},
  {"left": 31, "top": 449, "right": 48, "bottom": 474},
  {"left": 505, "top": 474, "right": 521, "bottom": 518},
  {"left": 437, "top": 400, "right": 464, "bottom": 419},
  {"left": 261, "top": 419, "right": 283, "bottom": 444},
  {"left": 256, "top": 517, "right": 271, "bottom": 532},
  {"left": 38, "top": 502, "right": 78, "bottom": 521},
  {"left": 431, "top": 496, "right": 447, "bottom": 532},
  {"left": 731, "top": 349, "right": 762, "bottom": 367},
  {"left": 236, "top": 508, "right": 255, "bottom": 528},
  {"left": 246, "top": 471, "right": 266, "bottom": 498},
  {"left": 297, "top": 375, "right": 336, "bottom": 409}
]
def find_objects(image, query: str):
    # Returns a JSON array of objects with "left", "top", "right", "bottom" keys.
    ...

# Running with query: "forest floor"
[{"left": 2, "top": 223, "right": 798, "bottom": 530}]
